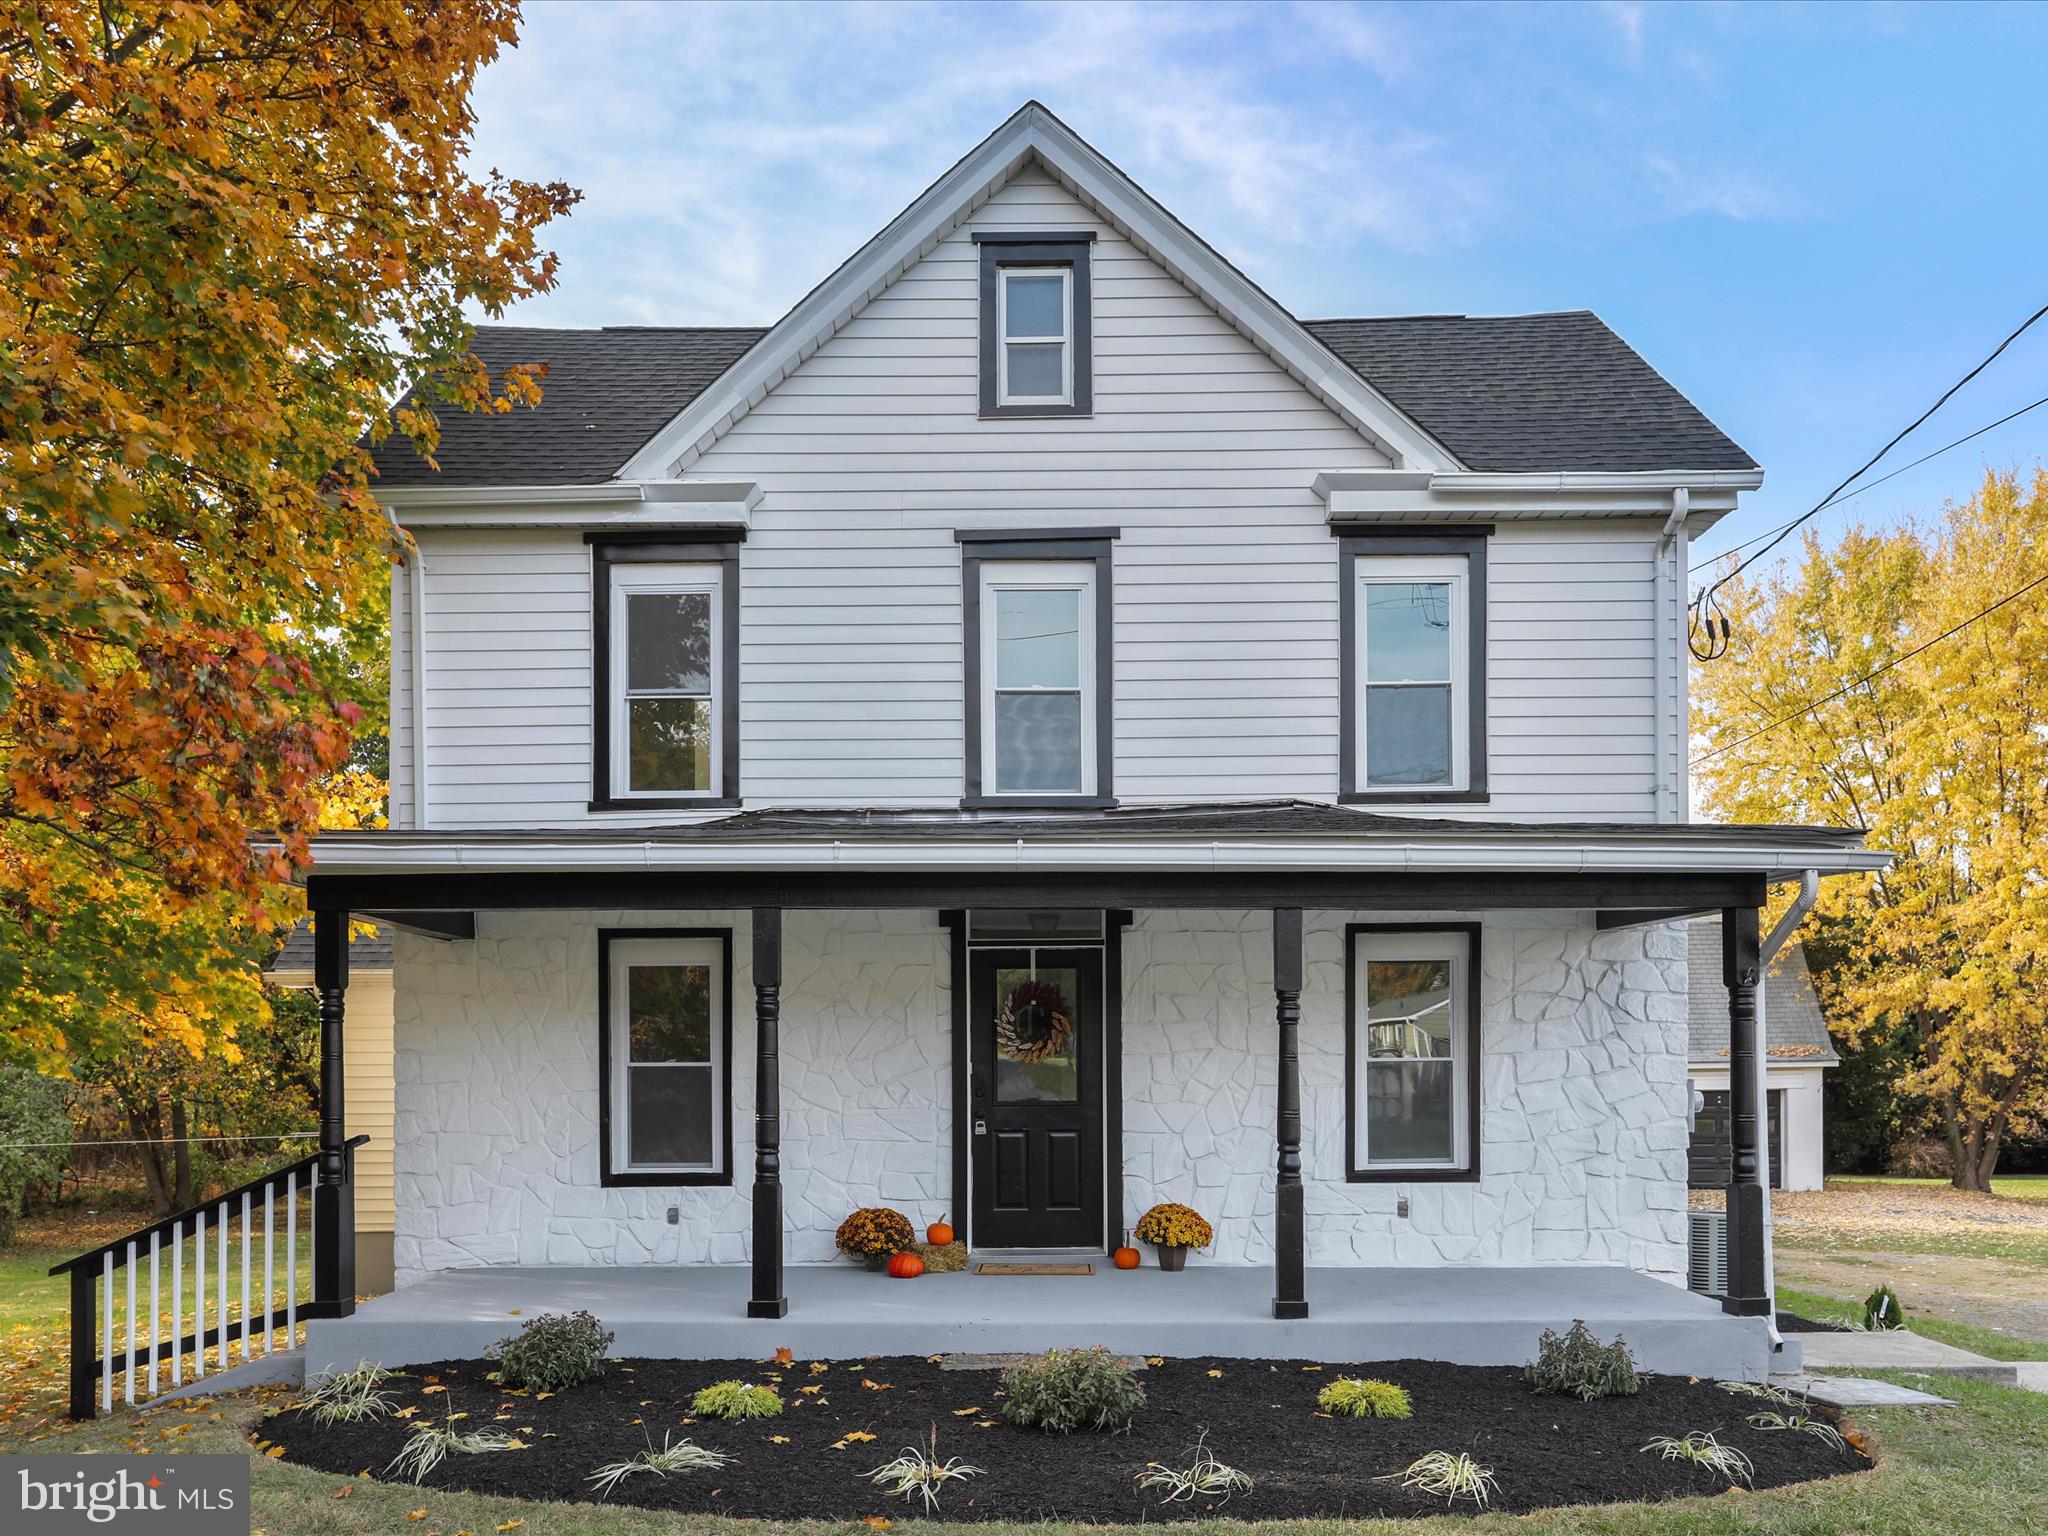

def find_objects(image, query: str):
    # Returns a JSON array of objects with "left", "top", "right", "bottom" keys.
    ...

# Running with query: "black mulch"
[
  {"left": 1776, "top": 1311, "right": 1852, "bottom": 1334},
  {"left": 263, "top": 1355, "right": 1871, "bottom": 1521}
]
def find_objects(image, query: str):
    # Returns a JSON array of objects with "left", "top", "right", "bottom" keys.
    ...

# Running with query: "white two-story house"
[{"left": 291, "top": 103, "right": 1883, "bottom": 1380}]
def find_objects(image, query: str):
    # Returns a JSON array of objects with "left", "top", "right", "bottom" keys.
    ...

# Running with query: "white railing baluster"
[
  {"left": 285, "top": 1172, "right": 298, "bottom": 1341},
  {"left": 124, "top": 1241, "right": 137, "bottom": 1405},
  {"left": 192, "top": 1208, "right": 205, "bottom": 1379},
  {"left": 240, "top": 1191, "right": 252, "bottom": 1363},
  {"left": 171, "top": 1219, "right": 184, "bottom": 1387},
  {"left": 217, "top": 1201, "right": 229, "bottom": 1372},
  {"left": 147, "top": 1231, "right": 160, "bottom": 1396},
  {"left": 101, "top": 1252, "right": 114, "bottom": 1412},
  {"left": 262, "top": 1182, "right": 274, "bottom": 1355}
]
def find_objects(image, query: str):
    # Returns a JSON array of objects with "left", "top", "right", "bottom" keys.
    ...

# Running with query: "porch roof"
[{"left": 301, "top": 800, "right": 1880, "bottom": 917}]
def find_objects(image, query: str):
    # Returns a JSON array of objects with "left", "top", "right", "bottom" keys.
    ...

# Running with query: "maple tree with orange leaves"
[{"left": 0, "top": 1, "right": 578, "bottom": 1071}]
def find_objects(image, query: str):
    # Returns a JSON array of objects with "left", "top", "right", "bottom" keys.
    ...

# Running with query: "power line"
[
  {"left": 1690, "top": 565, "right": 2048, "bottom": 766},
  {"left": 1693, "top": 301, "right": 2048, "bottom": 608},
  {"left": 1689, "top": 393, "right": 2048, "bottom": 576}
]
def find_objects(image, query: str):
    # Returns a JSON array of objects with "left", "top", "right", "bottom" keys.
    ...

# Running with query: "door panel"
[{"left": 970, "top": 946, "right": 1103, "bottom": 1247}]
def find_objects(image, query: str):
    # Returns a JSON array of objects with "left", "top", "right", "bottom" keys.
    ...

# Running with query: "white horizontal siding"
[{"left": 413, "top": 164, "right": 1668, "bottom": 827}]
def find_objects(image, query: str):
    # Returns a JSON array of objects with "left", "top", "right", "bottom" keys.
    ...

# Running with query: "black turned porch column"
[
  {"left": 748, "top": 908, "right": 789, "bottom": 1319},
  {"left": 1272, "top": 907, "right": 1308, "bottom": 1319},
  {"left": 312, "top": 908, "right": 356, "bottom": 1317},
  {"left": 1721, "top": 905, "right": 1769, "bottom": 1315}
]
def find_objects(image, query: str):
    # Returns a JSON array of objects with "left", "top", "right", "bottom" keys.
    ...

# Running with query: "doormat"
[{"left": 973, "top": 1261, "right": 1094, "bottom": 1276}]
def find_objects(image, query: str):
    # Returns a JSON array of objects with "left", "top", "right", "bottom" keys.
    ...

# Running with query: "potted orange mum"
[{"left": 1133, "top": 1202, "right": 1213, "bottom": 1271}]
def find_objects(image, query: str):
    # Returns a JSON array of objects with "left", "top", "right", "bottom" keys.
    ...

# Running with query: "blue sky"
[{"left": 468, "top": 1, "right": 2048, "bottom": 572}]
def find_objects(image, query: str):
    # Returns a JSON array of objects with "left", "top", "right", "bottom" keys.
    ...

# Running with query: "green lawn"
[
  {"left": 1832, "top": 1174, "right": 2048, "bottom": 1202},
  {"left": 1777, "top": 1283, "right": 2048, "bottom": 1363}
]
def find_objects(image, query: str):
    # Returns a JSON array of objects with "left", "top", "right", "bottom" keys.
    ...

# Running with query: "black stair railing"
[{"left": 50, "top": 1135, "right": 366, "bottom": 1420}]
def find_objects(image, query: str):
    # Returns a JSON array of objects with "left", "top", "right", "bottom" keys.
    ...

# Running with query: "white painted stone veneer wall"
[{"left": 391, "top": 911, "right": 1689, "bottom": 1287}]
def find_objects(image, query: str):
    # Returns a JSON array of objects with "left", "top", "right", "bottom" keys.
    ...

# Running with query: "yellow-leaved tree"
[{"left": 1693, "top": 468, "right": 2048, "bottom": 1189}]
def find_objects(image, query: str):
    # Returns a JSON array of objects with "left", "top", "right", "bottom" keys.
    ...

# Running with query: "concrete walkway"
[{"left": 1797, "top": 1327, "right": 2030, "bottom": 1385}]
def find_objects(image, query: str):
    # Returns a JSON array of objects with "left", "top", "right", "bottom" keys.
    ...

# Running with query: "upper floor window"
[
  {"left": 1337, "top": 527, "right": 1490, "bottom": 804},
  {"left": 590, "top": 533, "right": 742, "bottom": 810},
  {"left": 974, "top": 232, "right": 1094, "bottom": 419},
  {"left": 957, "top": 529, "right": 1116, "bottom": 809}
]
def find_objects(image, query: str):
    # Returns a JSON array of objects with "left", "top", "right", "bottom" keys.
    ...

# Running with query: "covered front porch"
[{"left": 303, "top": 1259, "right": 1788, "bottom": 1379}]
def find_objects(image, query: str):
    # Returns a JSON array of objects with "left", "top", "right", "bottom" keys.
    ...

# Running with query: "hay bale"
[{"left": 914, "top": 1239, "right": 968, "bottom": 1273}]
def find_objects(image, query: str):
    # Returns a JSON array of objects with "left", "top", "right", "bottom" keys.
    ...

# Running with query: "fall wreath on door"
[{"left": 994, "top": 977, "right": 1075, "bottom": 1063}]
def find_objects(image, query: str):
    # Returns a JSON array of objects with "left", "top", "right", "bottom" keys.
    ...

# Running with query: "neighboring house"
[
  {"left": 267, "top": 923, "right": 398, "bottom": 1294},
  {"left": 250, "top": 103, "right": 1887, "bottom": 1382},
  {"left": 1685, "top": 921, "right": 1836, "bottom": 1192}
]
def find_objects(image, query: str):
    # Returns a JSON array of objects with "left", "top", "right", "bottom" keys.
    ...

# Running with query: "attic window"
[{"left": 975, "top": 231, "right": 1093, "bottom": 418}]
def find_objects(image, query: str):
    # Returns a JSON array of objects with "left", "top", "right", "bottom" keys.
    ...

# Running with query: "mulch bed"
[{"left": 262, "top": 1354, "right": 1872, "bottom": 1521}]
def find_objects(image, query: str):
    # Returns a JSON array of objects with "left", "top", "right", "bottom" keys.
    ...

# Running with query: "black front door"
[{"left": 969, "top": 946, "right": 1103, "bottom": 1248}]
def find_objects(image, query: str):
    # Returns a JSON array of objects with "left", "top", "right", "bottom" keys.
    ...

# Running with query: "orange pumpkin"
[
  {"left": 1112, "top": 1246, "right": 1141, "bottom": 1270},
  {"left": 887, "top": 1250, "right": 926, "bottom": 1279},
  {"left": 926, "top": 1221, "right": 955, "bottom": 1246}
]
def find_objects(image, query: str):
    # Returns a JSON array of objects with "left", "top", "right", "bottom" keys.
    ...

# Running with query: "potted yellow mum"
[{"left": 1133, "top": 1202, "right": 1213, "bottom": 1271}]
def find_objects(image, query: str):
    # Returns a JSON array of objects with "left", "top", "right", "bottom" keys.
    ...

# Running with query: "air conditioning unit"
[{"left": 1688, "top": 1209, "right": 1728, "bottom": 1296}]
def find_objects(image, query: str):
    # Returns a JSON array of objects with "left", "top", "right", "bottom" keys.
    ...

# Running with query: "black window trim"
[
  {"left": 1344, "top": 921, "right": 1483, "bottom": 1184},
  {"left": 975, "top": 231, "right": 1095, "bottom": 419},
  {"left": 597, "top": 925, "right": 735, "bottom": 1188},
  {"left": 589, "top": 529, "right": 744, "bottom": 812},
  {"left": 1335, "top": 523, "right": 1491, "bottom": 805},
  {"left": 958, "top": 528, "right": 1116, "bottom": 811}
]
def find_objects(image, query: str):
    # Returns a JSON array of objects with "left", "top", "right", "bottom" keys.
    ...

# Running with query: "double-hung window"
[
  {"left": 591, "top": 535, "right": 742, "bottom": 810},
  {"left": 958, "top": 530, "right": 1115, "bottom": 808},
  {"left": 1347, "top": 925, "right": 1480, "bottom": 1180},
  {"left": 975, "top": 232, "right": 1093, "bottom": 418},
  {"left": 1338, "top": 529, "right": 1489, "bottom": 802},
  {"left": 600, "top": 930, "right": 731, "bottom": 1185}
]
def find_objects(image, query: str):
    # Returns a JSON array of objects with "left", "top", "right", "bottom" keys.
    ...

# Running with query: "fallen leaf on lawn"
[
  {"left": 405, "top": 1512, "right": 428, "bottom": 1523},
  {"left": 865, "top": 1517, "right": 893, "bottom": 1529},
  {"left": 775, "top": 1346, "right": 795, "bottom": 1365},
  {"left": 332, "top": 1486, "right": 354, "bottom": 1499},
  {"left": 496, "top": 1522, "right": 524, "bottom": 1532},
  {"left": 265, "top": 1447, "right": 285, "bottom": 1459},
  {"left": 845, "top": 1430, "right": 877, "bottom": 1443},
  {"left": 861, "top": 1379, "right": 890, "bottom": 1391},
  {"left": 770, "top": 1434, "right": 790, "bottom": 1444},
  {"left": 952, "top": 1406, "right": 981, "bottom": 1416}
]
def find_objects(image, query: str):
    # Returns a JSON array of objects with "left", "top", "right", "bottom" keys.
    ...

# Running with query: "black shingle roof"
[
  {"left": 1303, "top": 313, "right": 1756, "bottom": 473},
  {"left": 267, "top": 920, "right": 393, "bottom": 973},
  {"left": 369, "top": 326, "right": 766, "bottom": 487},
  {"left": 365, "top": 309, "right": 1751, "bottom": 487},
  {"left": 1685, "top": 919, "right": 1837, "bottom": 1064}
]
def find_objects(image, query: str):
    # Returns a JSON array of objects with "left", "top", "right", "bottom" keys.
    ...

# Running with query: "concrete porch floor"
[{"left": 306, "top": 1263, "right": 1791, "bottom": 1380}]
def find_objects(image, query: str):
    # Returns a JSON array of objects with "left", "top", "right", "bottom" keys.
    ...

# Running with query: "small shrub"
[
  {"left": 1862, "top": 1284, "right": 1906, "bottom": 1331},
  {"left": 866, "top": 1428, "right": 983, "bottom": 1512},
  {"left": 1388, "top": 1450, "right": 1497, "bottom": 1508},
  {"left": 836, "top": 1206, "right": 915, "bottom": 1258},
  {"left": 300, "top": 1360, "right": 398, "bottom": 1424},
  {"left": 1133, "top": 1202, "right": 1213, "bottom": 1249},
  {"left": 1000, "top": 1346, "right": 1146, "bottom": 1433},
  {"left": 386, "top": 1423, "right": 517, "bottom": 1484},
  {"left": 1746, "top": 1410, "right": 1847, "bottom": 1451},
  {"left": 490, "top": 1309, "right": 613, "bottom": 1393},
  {"left": 692, "top": 1379, "right": 784, "bottom": 1419},
  {"left": 588, "top": 1434, "right": 730, "bottom": 1499},
  {"left": 1525, "top": 1320, "right": 1640, "bottom": 1401},
  {"left": 1317, "top": 1376, "right": 1412, "bottom": 1420},
  {"left": 1137, "top": 1432, "right": 1254, "bottom": 1506},
  {"left": 1641, "top": 1431, "right": 1754, "bottom": 1486}
]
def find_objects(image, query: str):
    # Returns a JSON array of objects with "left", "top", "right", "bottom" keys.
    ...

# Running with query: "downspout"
[
  {"left": 1756, "top": 869, "right": 1819, "bottom": 1351},
  {"left": 1655, "top": 488, "right": 1690, "bottom": 822},
  {"left": 407, "top": 548, "right": 431, "bottom": 830}
]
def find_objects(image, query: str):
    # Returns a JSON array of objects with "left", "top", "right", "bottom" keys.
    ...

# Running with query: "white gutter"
[
  {"left": 374, "top": 479, "right": 763, "bottom": 529},
  {"left": 301, "top": 833, "right": 1884, "bottom": 879},
  {"left": 1313, "top": 468, "right": 1766, "bottom": 499},
  {"left": 1756, "top": 869, "right": 1820, "bottom": 1355}
]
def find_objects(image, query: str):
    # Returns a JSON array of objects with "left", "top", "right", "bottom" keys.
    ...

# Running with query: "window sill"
[
  {"left": 979, "top": 406, "right": 1093, "bottom": 420},
  {"left": 1345, "top": 1166, "right": 1481, "bottom": 1184},
  {"left": 601, "top": 1170, "right": 733, "bottom": 1189},
  {"left": 1339, "top": 788, "right": 1490, "bottom": 806},
  {"left": 962, "top": 794, "right": 1119, "bottom": 812},
  {"left": 588, "top": 796, "right": 743, "bottom": 813}
]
